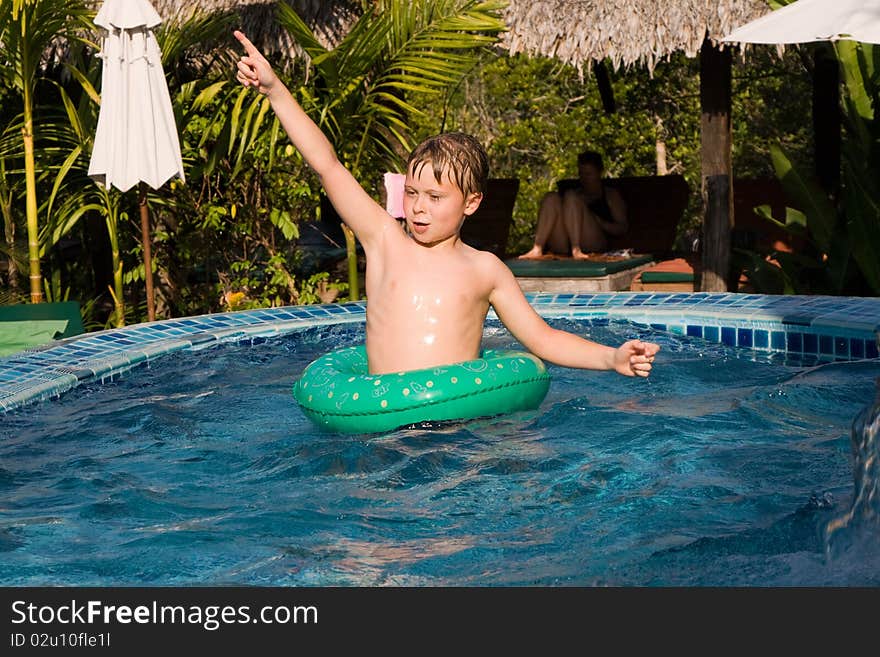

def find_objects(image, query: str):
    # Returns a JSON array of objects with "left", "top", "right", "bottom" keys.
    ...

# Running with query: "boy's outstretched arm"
[
  {"left": 488, "top": 261, "right": 659, "bottom": 377},
  {"left": 233, "top": 30, "right": 392, "bottom": 247}
]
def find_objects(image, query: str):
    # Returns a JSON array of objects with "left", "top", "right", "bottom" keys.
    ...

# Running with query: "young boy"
[{"left": 234, "top": 30, "right": 659, "bottom": 377}]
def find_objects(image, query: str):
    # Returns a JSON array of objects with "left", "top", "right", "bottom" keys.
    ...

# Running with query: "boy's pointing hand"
[{"left": 234, "top": 30, "right": 276, "bottom": 95}]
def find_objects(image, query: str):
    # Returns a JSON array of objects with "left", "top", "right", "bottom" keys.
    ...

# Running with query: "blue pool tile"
[
  {"left": 866, "top": 340, "right": 879, "bottom": 359},
  {"left": 737, "top": 329, "right": 753, "bottom": 348},
  {"left": 835, "top": 337, "right": 849, "bottom": 358},
  {"left": 188, "top": 333, "right": 218, "bottom": 346},
  {"left": 686, "top": 325, "right": 703, "bottom": 338},
  {"left": 819, "top": 335, "right": 834, "bottom": 355},
  {"left": 782, "top": 314, "right": 812, "bottom": 326},
  {"left": 753, "top": 329, "right": 769, "bottom": 349},
  {"left": 650, "top": 324, "right": 667, "bottom": 331},
  {"left": 850, "top": 338, "right": 864, "bottom": 359},
  {"left": 721, "top": 327, "right": 736, "bottom": 346},
  {"left": 771, "top": 331, "right": 786, "bottom": 350},
  {"left": 703, "top": 326, "right": 720, "bottom": 343},
  {"left": 802, "top": 333, "right": 818, "bottom": 354},
  {"left": 787, "top": 332, "right": 803, "bottom": 353}
]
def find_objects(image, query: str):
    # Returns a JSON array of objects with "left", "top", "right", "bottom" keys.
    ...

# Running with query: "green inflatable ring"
[{"left": 293, "top": 345, "right": 551, "bottom": 434}]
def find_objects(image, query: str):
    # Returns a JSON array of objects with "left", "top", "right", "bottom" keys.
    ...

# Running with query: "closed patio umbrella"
[{"left": 88, "top": 0, "right": 185, "bottom": 322}]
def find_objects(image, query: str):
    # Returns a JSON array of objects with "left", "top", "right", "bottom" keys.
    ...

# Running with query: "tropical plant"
[
  {"left": 741, "top": 39, "right": 880, "bottom": 296},
  {"left": 0, "top": 0, "right": 93, "bottom": 303},
  {"left": 275, "top": 0, "right": 508, "bottom": 297}
]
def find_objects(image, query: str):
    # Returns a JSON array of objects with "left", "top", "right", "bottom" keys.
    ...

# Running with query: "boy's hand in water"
[
  {"left": 614, "top": 340, "right": 659, "bottom": 378},
  {"left": 234, "top": 30, "right": 277, "bottom": 95}
]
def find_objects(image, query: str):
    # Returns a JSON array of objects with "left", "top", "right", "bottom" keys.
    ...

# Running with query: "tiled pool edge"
[{"left": 2, "top": 292, "right": 879, "bottom": 414}]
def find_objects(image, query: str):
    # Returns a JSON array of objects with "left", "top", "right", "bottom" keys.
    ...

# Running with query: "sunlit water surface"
[{"left": 2, "top": 318, "right": 879, "bottom": 586}]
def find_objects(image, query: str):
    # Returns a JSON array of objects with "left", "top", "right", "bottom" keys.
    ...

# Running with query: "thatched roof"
[
  {"left": 501, "top": 0, "right": 775, "bottom": 73},
  {"left": 144, "top": 0, "right": 776, "bottom": 73}
]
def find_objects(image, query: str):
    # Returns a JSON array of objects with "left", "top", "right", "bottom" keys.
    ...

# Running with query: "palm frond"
[{"left": 276, "top": 0, "right": 506, "bottom": 177}]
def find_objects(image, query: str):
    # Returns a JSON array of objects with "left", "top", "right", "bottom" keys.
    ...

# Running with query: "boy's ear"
[{"left": 463, "top": 191, "right": 483, "bottom": 216}]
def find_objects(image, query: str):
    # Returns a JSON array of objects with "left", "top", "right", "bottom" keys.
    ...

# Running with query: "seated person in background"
[{"left": 519, "top": 150, "right": 627, "bottom": 259}]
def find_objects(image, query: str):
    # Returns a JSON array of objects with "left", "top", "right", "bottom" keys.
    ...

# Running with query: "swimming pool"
[{"left": 1, "top": 292, "right": 879, "bottom": 585}]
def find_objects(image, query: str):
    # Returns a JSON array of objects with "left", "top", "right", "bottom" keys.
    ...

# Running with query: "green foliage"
[
  {"left": 0, "top": 0, "right": 95, "bottom": 301},
  {"left": 410, "top": 47, "right": 813, "bottom": 255},
  {"left": 278, "top": 0, "right": 507, "bottom": 178},
  {"left": 2, "top": 0, "right": 867, "bottom": 332},
  {"left": 739, "top": 41, "right": 880, "bottom": 296}
]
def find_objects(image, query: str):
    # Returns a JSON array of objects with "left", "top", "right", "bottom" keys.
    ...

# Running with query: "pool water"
[{"left": 1, "top": 318, "right": 878, "bottom": 586}]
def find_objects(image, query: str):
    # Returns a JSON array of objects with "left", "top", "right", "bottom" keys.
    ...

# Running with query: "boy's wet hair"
[
  {"left": 406, "top": 132, "right": 489, "bottom": 197},
  {"left": 577, "top": 150, "right": 604, "bottom": 171}
]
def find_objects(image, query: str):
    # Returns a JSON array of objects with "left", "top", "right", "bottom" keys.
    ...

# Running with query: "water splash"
[{"left": 824, "top": 354, "right": 880, "bottom": 566}]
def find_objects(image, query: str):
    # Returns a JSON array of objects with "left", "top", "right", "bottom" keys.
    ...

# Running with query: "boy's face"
[{"left": 403, "top": 163, "right": 482, "bottom": 246}]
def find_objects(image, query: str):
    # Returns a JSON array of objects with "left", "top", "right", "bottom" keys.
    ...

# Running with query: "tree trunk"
[
  {"left": 2, "top": 187, "right": 17, "bottom": 295},
  {"left": 342, "top": 223, "right": 359, "bottom": 301},
  {"left": 139, "top": 184, "right": 156, "bottom": 321},
  {"left": 23, "top": 83, "right": 43, "bottom": 303},
  {"left": 104, "top": 204, "right": 125, "bottom": 327},
  {"left": 655, "top": 116, "right": 668, "bottom": 175},
  {"left": 595, "top": 60, "right": 616, "bottom": 114},
  {"left": 699, "top": 38, "right": 733, "bottom": 292}
]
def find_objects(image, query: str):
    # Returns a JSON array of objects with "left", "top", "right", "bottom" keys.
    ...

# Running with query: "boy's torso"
[{"left": 363, "top": 232, "right": 494, "bottom": 374}]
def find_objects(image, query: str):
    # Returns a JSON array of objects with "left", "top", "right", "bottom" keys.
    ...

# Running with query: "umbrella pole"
[{"left": 139, "top": 183, "right": 156, "bottom": 321}]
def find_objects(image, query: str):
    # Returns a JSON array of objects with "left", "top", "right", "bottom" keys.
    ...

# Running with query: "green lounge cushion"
[
  {"left": 504, "top": 254, "right": 653, "bottom": 278},
  {"left": 639, "top": 271, "right": 695, "bottom": 283},
  {"left": 0, "top": 301, "right": 85, "bottom": 357}
]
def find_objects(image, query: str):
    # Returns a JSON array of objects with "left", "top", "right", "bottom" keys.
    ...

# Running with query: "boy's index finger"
[{"left": 233, "top": 30, "right": 258, "bottom": 55}]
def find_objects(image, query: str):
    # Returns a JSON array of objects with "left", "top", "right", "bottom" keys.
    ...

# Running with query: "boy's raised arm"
[{"left": 233, "top": 30, "right": 391, "bottom": 247}]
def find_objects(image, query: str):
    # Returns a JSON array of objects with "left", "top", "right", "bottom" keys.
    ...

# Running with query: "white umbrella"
[
  {"left": 721, "top": 0, "right": 880, "bottom": 45},
  {"left": 88, "top": 0, "right": 185, "bottom": 322}
]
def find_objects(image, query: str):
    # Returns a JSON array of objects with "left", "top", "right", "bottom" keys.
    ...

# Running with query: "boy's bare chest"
[{"left": 377, "top": 254, "right": 488, "bottom": 309}]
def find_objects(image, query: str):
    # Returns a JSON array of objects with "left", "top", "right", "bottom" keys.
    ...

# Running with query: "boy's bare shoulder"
[
  {"left": 460, "top": 243, "right": 514, "bottom": 283},
  {"left": 461, "top": 242, "right": 504, "bottom": 266}
]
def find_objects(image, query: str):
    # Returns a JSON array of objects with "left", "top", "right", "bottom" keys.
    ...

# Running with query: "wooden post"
[
  {"left": 139, "top": 183, "right": 156, "bottom": 321},
  {"left": 595, "top": 60, "right": 616, "bottom": 114},
  {"left": 699, "top": 38, "right": 733, "bottom": 292}
]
